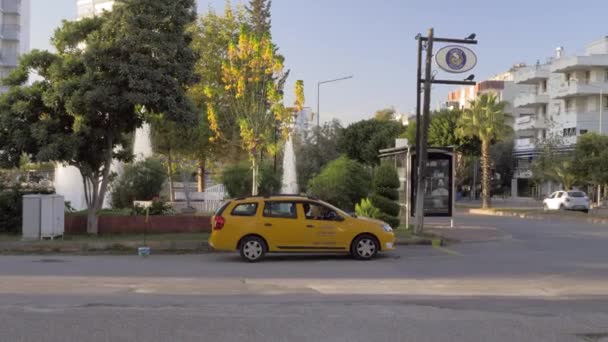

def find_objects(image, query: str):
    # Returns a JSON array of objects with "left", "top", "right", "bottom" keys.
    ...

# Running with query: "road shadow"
[{"left": 214, "top": 253, "right": 396, "bottom": 263}]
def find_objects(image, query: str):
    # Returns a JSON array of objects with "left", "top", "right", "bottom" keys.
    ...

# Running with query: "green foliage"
[
  {"left": 308, "top": 156, "right": 371, "bottom": 211},
  {"left": 221, "top": 161, "right": 281, "bottom": 198},
  {"left": 355, "top": 198, "right": 381, "bottom": 219},
  {"left": 532, "top": 140, "right": 578, "bottom": 190},
  {"left": 573, "top": 133, "right": 608, "bottom": 186},
  {"left": 0, "top": 184, "right": 53, "bottom": 234},
  {"left": 131, "top": 199, "right": 174, "bottom": 216},
  {"left": 0, "top": 0, "right": 198, "bottom": 233},
  {"left": 246, "top": 0, "right": 272, "bottom": 38},
  {"left": 111, "top": 158, "right": 167, "bottom": 209},
  {"left": 403, "top": 109, "right": 481, "bottom": 155},
  {"left": 374, "top": 108, "right": 396, "bottom": 121},
  {"left": 339, "top": 119, "right": 404, "bottom": 166},
  {"left": 370, "top": 163, "right": 400, "bottom": 227},
  {"left": 294, "top": 119, "right": 342, "bottom": 192},
  {"left": 490, "top": 140, "right": 514, "bottom": 195}
]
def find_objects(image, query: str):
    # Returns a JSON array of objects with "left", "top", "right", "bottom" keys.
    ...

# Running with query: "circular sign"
[{"left": 435, "top": 45, "right": 477, "bottom": 74}]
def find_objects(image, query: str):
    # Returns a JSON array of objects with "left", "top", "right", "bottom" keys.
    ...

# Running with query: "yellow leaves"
[
  {"left": 207, "top": 105, "right": 221, "bottom": 141},
  {"left": 294, "top": 80, "right": 305, "bottom": 112}
]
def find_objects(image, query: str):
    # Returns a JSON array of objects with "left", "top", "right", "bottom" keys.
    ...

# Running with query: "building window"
[
  {"left": 585, "top": 70, "right": 591, "bottom": 84},
  {"left": 541, "top": 80, "right": 547, "bottom": 93},
  {"left": 566, "top": 72, "right": 572, "bottom": 86},
  {"left": 565, "top": 99, "right": 573, "bottom": 112},
  {"left": 605, "top": 69, "right": 608, "bottom": 82},
  {"left": 563, "top": 127, "right": 576, "bottom": 137},
  {"left": 580, "top": 129, "right": 589, "bottom": 135},
  {"left": 604, "top": 95, "right": 608, "bottom": 108}
]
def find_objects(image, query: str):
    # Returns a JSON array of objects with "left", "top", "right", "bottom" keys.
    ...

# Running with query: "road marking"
[{"left": 431, "top": 245, "right": 462, "bottom": 256}]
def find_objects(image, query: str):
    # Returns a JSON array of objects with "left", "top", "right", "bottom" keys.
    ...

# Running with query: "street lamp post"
[{"left": 316, "top": 75, "right": 354, "bottom": 126}]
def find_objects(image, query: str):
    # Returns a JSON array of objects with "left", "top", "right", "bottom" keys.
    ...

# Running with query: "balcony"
[
  {"left": 513, "top": 67, "right": 550, "bottom": 84},
  {"left": 515, "top": 116, "right": 547, "bottom": 131},
  {"left": 515, "top": 138, "right": 536, "bottom": 151},
  {"left": 555, "top": 82, "right": 608, "bottom": 99},
  {"left": 551, "top": 55, "right": 608, "bottom": 73},
  {"left": 0, "top": 24, "right": 20, "bottom": 40},
  {"left": 513, "top": 93, "right": 550, "bottom": 108},
  {"left": 0, "top": 0, "right": 21, "bottom": 14}
]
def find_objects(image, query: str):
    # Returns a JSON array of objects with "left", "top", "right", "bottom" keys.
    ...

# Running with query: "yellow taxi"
[{"left": 208, "top": 195, "right": 396, "bottom": 262}]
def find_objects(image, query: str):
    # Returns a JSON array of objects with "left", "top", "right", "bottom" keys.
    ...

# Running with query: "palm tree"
[{"left": 457, "top": 93, "right": 512, "bottom": 208}]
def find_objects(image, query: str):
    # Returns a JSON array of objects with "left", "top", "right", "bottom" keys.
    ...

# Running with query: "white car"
[{"left": 543, "top": 191, "right": 590, "bottom": 213}]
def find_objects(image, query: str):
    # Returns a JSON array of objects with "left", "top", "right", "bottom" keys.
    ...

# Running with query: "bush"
[
  {"left": 131, "top": 198, "right": 174, "bottom": 216},
  {"left": 307, "top": 156, "right": 371, "bottom": 211},
  {"left": 355, "top": 198, "right": 380, "bottom": 219},
  {"left": 370, "top": 163, "right": 400, "bottom": 227},
  {"left": 111, "top": 158, "right": 167, "bottom": 209},
  {"left": 0, "top": 185, "right": 54, "bottom": 234},
  {"left": 221, "top": 161, "right": 281, "bottom": 198}
]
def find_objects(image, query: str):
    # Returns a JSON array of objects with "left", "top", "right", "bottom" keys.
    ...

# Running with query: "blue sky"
[{"left": 31, "top": 0, "right": 608, "bottom": 124}]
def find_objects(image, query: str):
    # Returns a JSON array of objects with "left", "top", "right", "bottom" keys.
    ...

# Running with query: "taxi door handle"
[
  {"left": 306, "top": 225, "right": 315, "bottom": 228},
  {"left": 264, "top": 223, "right": 272, "bottom": 227}
]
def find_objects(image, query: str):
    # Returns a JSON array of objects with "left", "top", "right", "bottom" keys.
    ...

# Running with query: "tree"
[
  {"left": 209, "top": 30, "right": 289, "bottom": 195},
  {"left": 246, "top": 0, "right": 272, "bottom": 38},
  {"left": 457, "top": 93, "right": 512, "bottom": 208},
  {"left": 370, "top": 164, "right": 400, "bottom": 228},
  {"left": 189, "top": 3, "right": 247, "bottom": 184},
  {"left": 339, "top": 119, "right": 404, "bottom": 166},
  {"left": 374, "top": 108, "right": 396, "bottom": 121},
  {"left": 0, "top": 0, "right": 197, "bottom": 234},
  {"left": 490, "top": 140, "right": 514, "bottom": 196},
  {"left": 294, "top": 119, "right": 342, "bottom": 192},
  {"left": 307, "top": 156, "right": 371, "bottom": 211},
  {"left": 573, "top": 133, "right": 608, "bottom": 201},
  {"left": 532, "top": 141, "right": 578, "bottom": 191}
]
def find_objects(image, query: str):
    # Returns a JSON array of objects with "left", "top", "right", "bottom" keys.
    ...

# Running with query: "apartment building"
[
  {"left": 0, "top": 0, "right": 30, "bottom": 93},
  {"left": 76, "top": 0, "right": 114, "bottom": 18},
  {"left": 512, "top": 37, "right": 608, "bottom": 197}
]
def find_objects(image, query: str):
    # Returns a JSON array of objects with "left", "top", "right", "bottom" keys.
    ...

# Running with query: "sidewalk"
[{"left": 0, "top": 233, "right": 448, "bottom": 255}]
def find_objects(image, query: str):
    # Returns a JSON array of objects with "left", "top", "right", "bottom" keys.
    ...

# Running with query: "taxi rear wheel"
[
  {"left": 239, "top": 236, "right": 267, "bottom": 262},
  {"left": 351, "top": 234, "right": 379, "bottom": 260}
]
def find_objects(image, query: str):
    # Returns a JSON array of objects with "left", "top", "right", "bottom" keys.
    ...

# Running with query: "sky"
[{"left": 31, "top": 0, "right": 608, "bottom": 124}]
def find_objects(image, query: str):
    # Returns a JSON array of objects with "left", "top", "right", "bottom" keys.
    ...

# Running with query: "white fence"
[{"left": 170, "top": 184, "right": 228, "bottom": 214}]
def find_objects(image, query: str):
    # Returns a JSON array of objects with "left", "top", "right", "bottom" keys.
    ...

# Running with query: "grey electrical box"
[{"left": 22, "top": 195, "right": 65, "bottom": 240}]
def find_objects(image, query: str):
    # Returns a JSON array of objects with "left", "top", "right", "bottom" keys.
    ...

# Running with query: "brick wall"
[{"left": 65, "top": 215, "right": 212, "bottom": 234}]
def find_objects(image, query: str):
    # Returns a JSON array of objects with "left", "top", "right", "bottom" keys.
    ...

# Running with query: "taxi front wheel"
[
  {"left": 351, "top": 235, "right": 379, "bottom": 260},
  {"left": 239, "top": 236, "right": 267, "bottom": 262}
]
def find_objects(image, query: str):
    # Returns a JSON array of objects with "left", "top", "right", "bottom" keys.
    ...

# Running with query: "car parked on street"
[
  {"left": 543, "top": 190, "right": 590, "bottom": 213},
  {"left": 208, "top": 195, "right": 396, "bottom": 262}
]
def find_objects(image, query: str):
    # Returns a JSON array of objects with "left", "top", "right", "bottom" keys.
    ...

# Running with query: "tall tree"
[
  {"left": 0, "top": 0, "right": 197, "bottom": 234},
  {"left": 246, "top": 0, "right": 272, "bottom": 38},
  {"left": 374, "top": 108, "right": 396, "bottom": 121},
  {"left": 457, "top": 93, "right": 512, "bottom": 208},
  {"left": 210, "top": 31, "right": 289, "bottom": 195},
  {"left": 533, "top": 141, "right": 578, "bottom": 191},
  {"left": 339, "top": 119, "right": 404, "bottom": 166},
  {"left": 572, "top": 133, "right": 608, "bottom": 202}
]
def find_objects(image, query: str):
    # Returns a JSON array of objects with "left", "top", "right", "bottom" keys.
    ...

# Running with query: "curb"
[
  {"left": 0, "top": 237, "right": 443, "bottom": 255},
  {"left": 469, "top": 208, "right": 608, "bottom": 225}
]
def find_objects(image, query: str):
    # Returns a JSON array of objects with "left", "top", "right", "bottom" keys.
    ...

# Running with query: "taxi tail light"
[{"left": 213, "top": 216, "right": 225, "bottom": 230}]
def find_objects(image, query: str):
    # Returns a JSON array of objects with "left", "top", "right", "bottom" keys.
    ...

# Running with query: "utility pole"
[
  {"left": 414, "top": 28, "right": 434, "bottom": 234},
  {"left": 412, "top": 29, "right": 478, "bottom": 234}
]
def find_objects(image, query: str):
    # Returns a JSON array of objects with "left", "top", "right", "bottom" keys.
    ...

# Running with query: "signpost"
[{"left": 413, "top": 29, "right": 478, "bottom": 233}]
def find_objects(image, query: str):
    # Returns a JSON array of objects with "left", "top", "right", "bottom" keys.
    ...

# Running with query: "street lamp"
[{"left": 316, "top": 75, "right": 354, "bottom": 126}]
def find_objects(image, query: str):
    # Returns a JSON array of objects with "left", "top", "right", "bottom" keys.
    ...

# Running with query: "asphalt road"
[{"left": 1, "top": 213, "right": 608, "bottom": 341}]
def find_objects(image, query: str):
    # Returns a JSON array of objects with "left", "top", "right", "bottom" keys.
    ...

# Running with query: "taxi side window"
[
  {"left": 303, "top": 202, "right": 339, "bottom": 221},
  {"left": 263, "top": 202, "right": 297, "bottom": 219},
  {"left": 231, "top": 203, "right": 258, "bottom": 216}
]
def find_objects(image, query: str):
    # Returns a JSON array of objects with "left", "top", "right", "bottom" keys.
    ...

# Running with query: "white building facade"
[
  {"left": 76, "top": 0, "right": 114, "bottom": 18},
  {"left": 0, "top": 0, "right": 30, "bottom": 93},
  {"left": 512, "top": 37, "right": 608, "bottom": 197}
]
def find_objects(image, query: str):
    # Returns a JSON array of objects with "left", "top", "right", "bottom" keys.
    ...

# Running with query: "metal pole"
[
  {"left": 413, "top": 35, "right": 422, "bottom": 219},
  {"left": 414, "top": 28, "right": 434, "bottom": 234},
  {"left": 600, "top": 88, "right": 603, "bottom": 135},
  {"left": 317, "top": 82, "right": 321, "bottom": 127}
]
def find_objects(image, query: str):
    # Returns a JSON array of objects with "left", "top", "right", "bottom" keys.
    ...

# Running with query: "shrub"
[
  {"left": 221, "top": 161, "right": 281, "bottom": 198},
  {"left": 0, "top": 184, "right": 54, "bottom": 234},
  {"left": 131, "top": 198, "right": 174, "bottom": 216},
  {"left": 111, "top": 158, "right": 167, "bottom": 209},
  {"left": 370, "top": 163, "right": 400, "bottom": 227},
  {"left": 355, "top": 198, "right": 380, "bottom": 219},
  {"left": 307, "top": 156, "right": 371, "bottom": 211}
]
